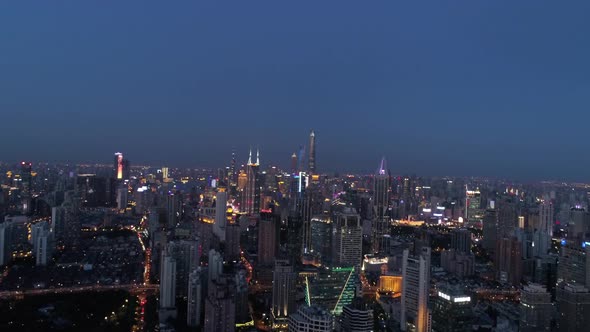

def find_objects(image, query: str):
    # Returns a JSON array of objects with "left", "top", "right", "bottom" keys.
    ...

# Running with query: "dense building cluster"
[{"left": 2, "top": 130, "right": 590, "bottom": 331}]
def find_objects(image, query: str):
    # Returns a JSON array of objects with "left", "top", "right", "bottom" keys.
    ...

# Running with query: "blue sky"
[{"left": 1, "top": 1, "right": 589, "bottom": 180}]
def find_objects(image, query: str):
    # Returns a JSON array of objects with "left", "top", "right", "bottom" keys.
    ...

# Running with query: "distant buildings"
[{"left": 242, "top": 149, "right": 261, "bottom": 215}]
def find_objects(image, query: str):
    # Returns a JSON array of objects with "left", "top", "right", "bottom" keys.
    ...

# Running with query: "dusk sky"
[{"left": 1, "top": 1, "right": 590, "bottom": 180}]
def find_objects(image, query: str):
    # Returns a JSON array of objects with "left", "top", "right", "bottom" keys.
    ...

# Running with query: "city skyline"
[{"left": 2, "top": 2, "right": 590, "bottom": 181}]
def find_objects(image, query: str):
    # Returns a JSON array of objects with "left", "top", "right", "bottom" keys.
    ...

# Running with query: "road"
[{"left": 0, "top": 284, "right": 159, "bottom": 300}]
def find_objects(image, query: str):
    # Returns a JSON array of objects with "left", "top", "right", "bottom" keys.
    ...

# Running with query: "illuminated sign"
[
  {"left": 453, "top": 296, "right": 471, "bottom": 303},
  {"left": 438, "top": 292, "right": 451, "bottom": 301}
]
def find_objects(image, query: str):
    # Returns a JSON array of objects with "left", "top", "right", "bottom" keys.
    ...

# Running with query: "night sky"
[{"left": 1, "top": 1, "right": 590, "bottom": 180}]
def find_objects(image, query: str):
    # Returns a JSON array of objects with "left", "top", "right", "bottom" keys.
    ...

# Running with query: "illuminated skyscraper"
[
  {"left": 114, "top": 152, "right": 124, "bottom": 180},
  {"left": 242, "top": 149, "right": 261, "bottom": 215},
  {"left": 401, "top": 247, "right": 431, "bottom": 332},
  {"left": 431, "top": 285, "right": 474, "bottom": 332},
  {"left": 291, "top": 152, "right": 298, "bottom": 174},
  {"left": 308, "top": 130, "right": 316, "bottom": 173},
  {"left": 372, "top": 157, "right": 390, "bottom": 253},
  {"left": 341, "top": 298, "right": 374, "bottom": 332}
]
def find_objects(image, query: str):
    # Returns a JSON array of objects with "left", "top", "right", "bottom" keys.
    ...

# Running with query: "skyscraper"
[
  {"left": 258, "top": 212, "right": 279, "bottom": 266},
  {"left": 272, "top": 259, "right": 296, "bottom": 331},
  {"left": 187, "top": 267, "right": 205, "bottom": 327},
  {"left": 372, "top": 157, "right": 389, "bottom": 253},
  {"left": 519, "top": 283, "right": 553, "bottom": 332},
  {"left": 213, "top": 191, "right": 228, "bottom": 242},
  {"left": 114, "top": 152, "right": 124, "bottom": 180},
  {"left": 166, "top": 191, "right": 181, "bottom": 228},
  {"left": 308, "top": 130, "right": 316, "bottom": 174},
  {"left": 204, "top": 276, "right": 236, "bottom": 332},
  {"left": 450, "top": 228, "right": 471, "bottom": 254},
  {"left": 20, "top": 161, "right": 32, "bottom": 197},
  {"left": 166, "top": 239, "right": 199, "bottom": 297},
  {"left": 332, "top": 207, "right": 362, "bottom": 270},
  {"left": 159, "top": 252, "right": 177, "bottom": 320},
  {"left": 431, "top": 285, "right": 474, "bottom": 332},
  {"left": 401, "top": 247, "right": 431, "bottom": 332},
  {"left": 556, "top": 283, "right": 590, "bottom": 332},
  {"left": 242, "top": 149, "right": 261, "bottom": 215},
  {"left": 495, "top": 236, "right": 523, "bottom": 285}
]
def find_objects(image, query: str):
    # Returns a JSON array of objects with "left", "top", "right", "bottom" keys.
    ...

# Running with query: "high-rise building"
[
  {"left": 431, "top": 285, "right": 474, "bottom": 332},
  {"left": 372, "top": 158, "right": 390, "bottom": 253},
  {"left": 536, "top": 197, "right": 554, "bottom": 256},
  {"left": 450, "top": 228, "right": 471, "bottom": 254},
  {"left": 311, "top": 216, "right": 332, "bottom": 264},
  {"left": 224, "top": 223, "right": 241, "bottom": 262},
  {"left": 308, "top": 130, "right": 316, "bottom": 174},
  {"left": 557, "top": 242, "right": 590, "bottom": 287},
  {"left": 51, "top": 191, "right": 80, "bottom": 249},
  {"left": 401, "top": 247, "right": 431, "bottom": 332},
  {"left": 167, "top": 239, "right": 199, "bottom": 297},
  {"left": 305, "top": 266, "right": 358, "bottom": 316},
  {"left": 340, "top": 298, "right": 373, "bottom": 332},
  {"left": 159, "top": 252, "right": 177, "bottom": 319},
  {"left": 258, "top": 212, "right": 279, "bottom": 266},
  {"left": 556, "top": 283, "right": 590, "bottom": 332},
  {"left": 495, "top": 236, "right": 523, "bottom": 285},
  {"left": 20, "top": 161, "right": 32, "bottom": 197},
  {"left": 272, "top": 259, "right": 296, "bottom": 331},
  {"left": 116, "top": 187, "right": 128, "bottom": 210},
  {"left": 187, "top": 267, "right": 205, "bottom": 327},
  {"left": 519, "top": 283, "right": 553, "bottom": 332},
  {"left": 166, "top": 192, "right": 181, "bottom": 228},
  {"left": 497, "top": 195, "right": 518, "bottom": 239},
  {"left": 465, "top": 188, "right": 483, "bottom": 223},
  {"left": 204, "top": 276, "right": 236, "bottom": 332},
  {"left": 208, "top": 249, "right": 223, "bottom": 283},
  {"left": 482, "top": 205, "right": 497, "bottom": 254},
  {"left": 288, "top": 305, "right": 333, "bottom": 332},
  {"left": 291, "top": 152, "right": 298, "bottom": 174},
  {"left": 568, "top": 207, "right": 590, "bottom": 240},
  {"left": 213, "top": 191, "right": 228, "bottom": 242},
  {"left": 332, "top": 207, "right": 362, "bottom": 270},
  {"left": 235, "top": 269, "right": 250, "bottom": 325},
  {"left": 35, "top": 230, "right": 52, "bottom": 266},
  {"left": 242, "top": 149, "right": 261, "bottom": 215},
  {"left": 0, "top": 221, "right": 14, "bottom": 266},
  {"left": 113, "top": 152, "right": 124, "bottom": 180}
]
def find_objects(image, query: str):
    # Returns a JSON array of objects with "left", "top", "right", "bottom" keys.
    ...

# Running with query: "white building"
[{"left": 288, "top": 305, "right": 334, "bottom": 332}]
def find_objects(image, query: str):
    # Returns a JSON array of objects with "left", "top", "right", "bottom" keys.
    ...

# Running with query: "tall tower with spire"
[
  {"left": 308, "top": 130, "right": 316, "bottom": 174},
  {"left": 373, "top": 157, "right": 390, "bottom": 253},
  {"left": 242, "top": 148, "right": 261, "bottom": 215}
]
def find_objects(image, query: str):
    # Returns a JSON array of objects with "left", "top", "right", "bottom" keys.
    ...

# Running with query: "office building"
[
  {"left": 242, "top": 149, "right": 261, "bottom": 215},
  {"left": 431, "top": 285, "right": 474, "bottom": 332},
  {"left": 308, "top": 130, "right": 316, "bottom": 173},
  {"left": 372, "top": 158, "right": 389, "bottom": 253},
  {"left": 116, "top": 187, "right": 128, "bottom": 210},
  {"left": 272, "top": 259, "right": 296, "bottom": 331},
  {"left": 187, "top": 267, "right": 205, "bottom": 327},
  {"left": 311, "top": 216, "right": 332, "bottom": 264},
  {"left": 208, "top": 249, "right": 223, "bottom": 283},
  {"left": 235, "top": 269, "right": 250, "bottom": 325},
  {"left": 166, "top": 192, "right": 181, "bottom": 228},
  {"left": 401, "top": 247, "right": 431, "bottom": 332},
  {"left": 258, "top": 212, "right": 279, "bottom": 265},
  {"left": 288, "top": 305, "right": 333, "bottom": 332},
  {"left": 450, "top": 228, "right": 471, "bottom": 254},
  {"left": 340, "top": 298, "right": 373, "bottom": 332},
  {"left": 495, "top": 236, "right": 523, "bottom": 285},
  {"left": 159, "top": 252, "right": 177, "bottom": 320},
  {"left": 204, "top": 276, "right": 236, "bottom": 332},
  {"left": 441, "top": 249, "right": 475, "bottom": 278},
  {"left": 519, "top": 283, "right": 553, "bottom": 332},
  {"left": 213, "top": 191, "right": 228, "bottom": 242},
  {"left": 332, "top": 207, "right": 362, "bottom": 270},
  {"left": 305, "top": 266, "right": 358, "bottom": 316},
  {"left": 556, "top": 283, "right": 590, "bottom": 332},
  {"left": 167, "top": 239, "right": 199, "bottom": 297}
]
